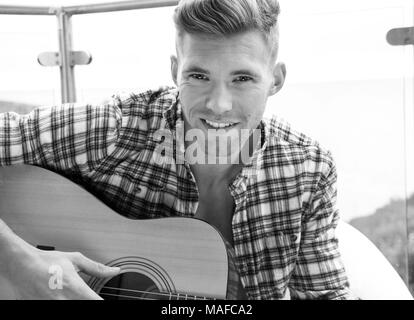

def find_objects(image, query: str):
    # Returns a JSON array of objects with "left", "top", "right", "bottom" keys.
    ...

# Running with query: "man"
[{"left": 0, "top": 0, "right": 355, "bottom": 299}]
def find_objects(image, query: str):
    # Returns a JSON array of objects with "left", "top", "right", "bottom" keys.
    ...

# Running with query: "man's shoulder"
[
  {"left": 263, "top": 115, "right": 334, "bottom": 168},
  {"left": 111, "top": 86, "right": 178, "bottom": 118},
  {"left": 264, "top": 115, "right": 318, "bottom": 148}
]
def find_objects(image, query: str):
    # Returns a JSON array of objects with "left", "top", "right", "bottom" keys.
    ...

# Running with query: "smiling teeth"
[{"left": 205, "top": 119, "right": 235, "bottom": 128}]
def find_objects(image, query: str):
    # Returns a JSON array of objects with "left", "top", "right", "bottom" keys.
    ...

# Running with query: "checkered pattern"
[{"left": 0, "top": 87, "right": 355, "bottom": 299}]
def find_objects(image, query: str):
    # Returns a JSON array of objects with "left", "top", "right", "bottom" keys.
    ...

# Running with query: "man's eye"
[
  {"left": 235, "top": 76, "right": 253, "bottom": 82},
  {"left": 189, "top": 74, "right": 208, "bottom": 81}
]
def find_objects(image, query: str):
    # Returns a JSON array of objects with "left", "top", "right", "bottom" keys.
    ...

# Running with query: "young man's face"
[{"left": 171, "top": 30, "right": 286, "bottom": 162}]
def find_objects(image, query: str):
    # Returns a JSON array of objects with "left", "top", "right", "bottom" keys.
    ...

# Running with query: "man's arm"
[
  {"left": 0, "top": 102, "right": 122, "bottom": 299},
  {"left": 288, "top": 151, "right": 357, "bottom": 300},
  {"left": 0, "top": 102, "right": 121, "bottom": 172}
]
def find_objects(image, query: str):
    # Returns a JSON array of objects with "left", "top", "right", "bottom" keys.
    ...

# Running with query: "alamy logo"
[
  {"left": 153, "top": 128, "right": 261, "bottom": 167},
  {"left": 48, "top": 265, "right": 63, "bottom": 290}
]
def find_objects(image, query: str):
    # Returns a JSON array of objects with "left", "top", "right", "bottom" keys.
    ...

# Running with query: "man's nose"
[{"left": 205, "top": 84, "right": 233, "bottom": 114}]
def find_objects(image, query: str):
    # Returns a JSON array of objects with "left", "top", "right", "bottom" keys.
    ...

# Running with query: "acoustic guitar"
[{"left": 0, "top": 165, "right": 245, "bottom": 300}]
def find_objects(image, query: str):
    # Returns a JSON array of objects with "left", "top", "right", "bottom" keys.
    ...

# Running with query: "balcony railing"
[{"left": 0, "top": 0, "right": 178, "bottom": 103}]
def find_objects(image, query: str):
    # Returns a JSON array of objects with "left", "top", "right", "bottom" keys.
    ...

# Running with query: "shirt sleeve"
[
  {"left": 0, "top": 102, "right": 122, "bottom": 173},
  {"left": 289, "top": 151, "right": 358, "bottom": 300}
]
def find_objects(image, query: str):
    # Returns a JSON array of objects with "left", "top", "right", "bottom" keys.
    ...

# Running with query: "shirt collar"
[{"left": 163, "top": 89, "right": 181, "bottom": 132}]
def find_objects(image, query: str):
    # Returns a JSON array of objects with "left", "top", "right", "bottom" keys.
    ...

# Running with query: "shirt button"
[{"left": 291, "top": 234, "right": 298, "bottom": 242}]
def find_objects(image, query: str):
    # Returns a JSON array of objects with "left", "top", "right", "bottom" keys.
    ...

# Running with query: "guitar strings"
[
  {"left": 99, "top": 292, "right": 156, "bottom": 300},
  {"left": 100, "top": 285, "right": 211, "bottom": 300},
  {"left": 101, "top": 285, "right": 209, "bottom": 300}
]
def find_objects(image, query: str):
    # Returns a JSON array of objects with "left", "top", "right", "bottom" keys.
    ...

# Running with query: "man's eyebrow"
[
  {"left": 230, "top": 70, "right": 261, "bottom": 77},
  {"left": 183, "top": 66, "right": 210, "bottom": 74}
]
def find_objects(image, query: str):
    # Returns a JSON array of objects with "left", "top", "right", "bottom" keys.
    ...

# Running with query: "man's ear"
[
  {"left": 170, "top": 55, "right": 179, "bottom": 86},
  {"left": 268, "top": 62, "right": 286, "bottom": 96}
]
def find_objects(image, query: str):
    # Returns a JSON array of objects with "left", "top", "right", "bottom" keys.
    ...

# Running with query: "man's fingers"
[
  {"left": 69, "top": 252, "right": 121, "bottom": 278},
  {"left": 70, "top": 272, "right": 104, "bottom": 300},
  {"left": 76, "top": 281, "right": 104, "bottom": 300}
]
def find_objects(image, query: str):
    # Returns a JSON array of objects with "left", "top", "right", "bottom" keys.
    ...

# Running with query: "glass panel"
[
  {"left": 72, "top": 7, "right": 176, "bottom": 104},
  {"left": 0, "top": 15, "right": 60, "bottom": 112},
  {"left": 268, "top": 0, "right": 413, "bottom": 293}
]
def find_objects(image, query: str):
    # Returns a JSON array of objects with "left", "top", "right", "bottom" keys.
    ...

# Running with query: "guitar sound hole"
[{"left": 98, "top": 272, "right": 169, "bottom": 300}]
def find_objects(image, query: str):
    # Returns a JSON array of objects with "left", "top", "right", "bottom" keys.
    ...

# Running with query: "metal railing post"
[
  {"left": 55, "top": 8, "right": 76, "bottom": 104},
  {"left": 387, "top": 24, "right": 414, "bottom": 289}
]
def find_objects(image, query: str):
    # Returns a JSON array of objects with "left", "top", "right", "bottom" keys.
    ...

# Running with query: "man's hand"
[{"left": 6, "top": 244, "right": 120, "bottom": 300}]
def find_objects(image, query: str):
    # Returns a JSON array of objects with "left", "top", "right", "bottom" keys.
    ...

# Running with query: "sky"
[{"left": 0, "top": 0, "right": 414, "bottom": 221}]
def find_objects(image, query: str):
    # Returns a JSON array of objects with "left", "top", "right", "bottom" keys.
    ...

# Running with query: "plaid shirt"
[{"left": 0, "top": 87, "right": 355, "bottom": 300}]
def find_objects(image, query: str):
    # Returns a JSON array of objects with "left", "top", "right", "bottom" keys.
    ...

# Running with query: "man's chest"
[{"left": 194, "top": 184, "right": 236, "bottom": 246}]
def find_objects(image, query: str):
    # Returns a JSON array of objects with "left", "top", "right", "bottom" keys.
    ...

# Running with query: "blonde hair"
[{"left": 173, "top": 0, "right": 280, "bottom": 50}]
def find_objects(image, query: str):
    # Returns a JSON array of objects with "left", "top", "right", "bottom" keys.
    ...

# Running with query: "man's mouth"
[{"left": 201, "top": 118, "right": 238, "bottom": 129}]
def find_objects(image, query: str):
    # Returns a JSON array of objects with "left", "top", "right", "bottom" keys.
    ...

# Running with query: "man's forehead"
[
  {"left": 176, "top": 30, "right": 274, "bottom": 62},
  {"left": 179, "top": 30, "right": 267, "bottom": 47}
]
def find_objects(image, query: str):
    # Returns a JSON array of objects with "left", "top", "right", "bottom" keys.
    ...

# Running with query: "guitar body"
[{"left": 0, "top": 165, "right": 244, "bottom": 300}]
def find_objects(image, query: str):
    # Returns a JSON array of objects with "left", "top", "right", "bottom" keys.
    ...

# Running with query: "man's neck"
[{"left": 190, "top": 162, "right": 242, "bottom": 187}]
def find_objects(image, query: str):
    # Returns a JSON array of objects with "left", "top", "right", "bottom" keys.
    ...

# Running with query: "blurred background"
[{"left": 0, "top": 0, "right": 413, "bottom": 294}]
